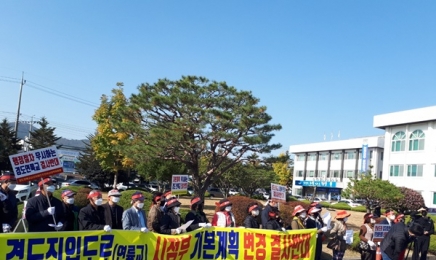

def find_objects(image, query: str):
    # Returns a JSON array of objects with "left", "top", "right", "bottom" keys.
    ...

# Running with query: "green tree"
[
  {"left": 342, "top": 171, "right": 404, "bottom": 213},
  {"left": 383, "top": 187, "right": 425, "bottom": 213},
  {"left": 95, "top": 76, "right": 282, "bottom": 199},
  {"left": 26, "top": 117, "right": 61, "bottom": 150},
  {"left": 135, "top": 158, "right": 188, "bottom": 191},
  {"left": 272, "top": 152, "right": 293, "bottom": 187},
  {"left": 0, "top": 118, "right": 19, "bottom": 172}
]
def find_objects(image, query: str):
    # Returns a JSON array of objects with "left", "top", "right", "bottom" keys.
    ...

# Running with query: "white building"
[
  {"left": 289, "top": 136, "right": 384, "bottom": 200},
  {"left": 374, "top": 106, "right": 436, "bottom": 210}
]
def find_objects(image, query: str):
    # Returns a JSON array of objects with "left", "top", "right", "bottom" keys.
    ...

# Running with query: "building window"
[
  {"left": 346, "top": 170, "right": 354, "bottom": 178},
  {"left": 391, "top": 131, "right": 406, "bottom": 152},
  {"left": 320, "top": 170, "right": 327, "bottom": 178},
  {"left": 407, "top": 164, "right": 423, "bottom": 177},
  {"left": 296, "top": 154, "right": 306, "bottom": 161},
  {"left": 390, "top": 165, "right": 404, "bottom": 177},
  {"left": 381, "top": 152, "right": 384, "bottom": 161},
  {"left": 319, "top": 153, "right": 327, "bottom": 161},
  {"left": 330, "top": 170, "right": 340, "bottom": 178},
  {"left": 297, "top": 170, "right": 304, "bottom": 177},
  {"left": 308, "top": 154, "right": 317, "bottom": 161},
  {"left": 370, "top": 151, "right": 373, "bottom": 159},
  {"left": 433, "top": 192, "right": 436, "bottom": 205},
  {"left": 344, "top": 151, "right": 355, "bottom": 160},
  {"left": 409, "top": 130, "right": 425, "bottom": 151},
  {"left": 331, "top": 152, "right": 341, "bottom": 160},
  {"left": 434, "top": 165, "right": 436, "bottom": 177},
  {"left": 308, "top": 170, "right": 315, "bottom": 177}
]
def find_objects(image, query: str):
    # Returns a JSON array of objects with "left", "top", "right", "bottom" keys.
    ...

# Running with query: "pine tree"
[
  {"left": 0, "top": 118, "right": 20, "bottom": 172},
  {"left": 26, "top": 117, "right": 61, "bottom": 150}
]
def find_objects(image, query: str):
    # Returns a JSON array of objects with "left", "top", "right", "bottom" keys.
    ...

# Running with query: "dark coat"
[
  {"left": 244, "top": 215, "right": 260, "bottom": 229},
  {"left": 265, "top": 219, "right": 282, "bottom": 231},
  {"left": 61, "top": 202, "right": 79, "bottom": 231},
  {"left": 161, "top": 211, "right": 183, "bottom": 235},
  {"left": 0, "top": 187, "right": 18, "bottom": 229},
  {"left": 261, "top": 204, "right": 273, "bottom": 228},
  {"left": 102, "top": 203, "right": 123, "bottom": 230},
  {"left": 25, "top": 194, "right": 65, "bottom": 232},
  {"left": 380, "top": 222, "right": 413, "bottom": 260},
  {"left": 185, "top": 210, "right": 208, "bottom": 231},
  {"left": 78, "top": 203, "right": 107, "bottom": 230}
]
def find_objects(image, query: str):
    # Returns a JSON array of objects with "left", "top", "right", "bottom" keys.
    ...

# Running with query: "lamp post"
[{"left": 13, "top": 72, "right": 26, "bottom": 139}]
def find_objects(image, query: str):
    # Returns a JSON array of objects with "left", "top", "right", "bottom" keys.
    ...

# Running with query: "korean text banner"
[
  {"left": 171, "top": 175, "right": 189, "bottom": 195},
  {"left": 271, "top": 183, "right": 287, "bottom": 203},
  {"left": 8, "top": 146, "right": 63, "bottom": 183},
  {"left": 0, "top": 227, "right": 317, "bottom": 260}
]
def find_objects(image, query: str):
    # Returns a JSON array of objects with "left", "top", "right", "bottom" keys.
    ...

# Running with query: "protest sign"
[
  {"left": 9, "top": 146, "right": 63, "bottom": 184},
  {"left": 171, "top": 175, "right": 189, "bottom": 195},
  {"left": 0, "top": 227, "right": 317, "bottom": 260},
  {"left": 373, "top": 224, "right": 391, "bottom": 240},
  {"left": 271, "top": 183, "right": 287, "bottom": 203}
]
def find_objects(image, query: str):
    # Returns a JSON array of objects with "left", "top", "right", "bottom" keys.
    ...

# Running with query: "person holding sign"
[
  {"left": 0, "top": 174, "right": 18, "bottom": 232},
  {"left": 328, "top": 210, "right": 350, "bottom": 260},
  {"left": 359, "top": 213, "right": 377, "bottom": 260},
  {"left": 261, "top": 199, "right": 278, "bottom": 229},
  {"left": 265, "top": 210, "right": 283, "bottom": 231},
  {"left": 78, "top": 190, "right": 111, "bottom": 232},
  {"left": 122, "top": 192, "right": 148, "bottom": 232},
  {"left": 25, "top": 178, "right": 65, "bottom": 232},
  {"left": 185, "top": 196, "right": 210, "bottom": 231},
  {"left": 212, "top": 198, "right": 236, "bottom": 228},
  {"left": 306, "top": 207, "right": 328, "bottom": 260},
  {"left": 243, "top": 202, "right": 260, "bottom": 229},
  {"left": 160, "top": 198, "right": 185, "bottom": 235},
  {"left": 60, "top": 190, "right": 79, "bottom": 231}
]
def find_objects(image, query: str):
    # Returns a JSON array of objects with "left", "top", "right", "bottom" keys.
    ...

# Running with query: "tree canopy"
[
  {"left": 93, "top": 76, "right": 282, "bottom": 198},
  {"left": 0, "top": 118, "right": 19, "bottom": 172},
  {"left": 26, "top": 117, "right": 61, "bottom": 150}
]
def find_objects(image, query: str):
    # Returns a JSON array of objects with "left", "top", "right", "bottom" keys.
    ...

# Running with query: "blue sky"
[{"left": 1, "top": 1, "right": 436, "bottom": 155}]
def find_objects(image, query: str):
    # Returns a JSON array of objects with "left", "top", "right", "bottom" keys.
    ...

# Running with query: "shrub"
[
  {"left": 52, "top": 186, "right": 91, "bottom": 209},
  {"left": 352, "top": 206, "right": 368, "bottom": 212},
  {"left": 250, "top": 194, "right": 265, "bottom": 200},
  {"left": 214, "top": 196, "right": 262, "bottom": 226},
  {"left": 383, "top": 187, "right": 425, "bottom": 213},
  {"left": 118, "top": 190, "right": 153, "bottom": 211},
  {"left": 330, "top": 203, "right": 352, "bottom": 210},
  {"left": 279, "top": 201, "right": 310, "bottom": 228}
]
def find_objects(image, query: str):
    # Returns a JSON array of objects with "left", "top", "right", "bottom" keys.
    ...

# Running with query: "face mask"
[
  {"left": 66, "top": 198, "right": 75, "bottom": 204},
  {"left": 137, "top": 202, "right": 144, "bottom": 209},
  {"left": 370, "top": 219, "right": 376, "bottom": 224},
  {"left": 252, "top": 210, "right": 259, "bottom": 216},
  {"left": 225, "top": 206, "right": 232, "bottom": 212},
  {"left": 389, "top": 215, "right": 396, "bottom": 220},
  {"left": 8, "top": 184, "right": 16, "bottom": 190},
  {"left": 112, "top": 197, "right": 120, "bottom": 203},
  {"left": 300, "top": 213, "right": 307, "bottom": 219},
  {"left": 174, "top": 206, "right": 180, "bottom": 213},
  {"left": 343, "top": 217, "right": 348, "bottom": 222},
  {"left": 95, "top": 198, "right": 103, "bottom": 206},
  {"left": 46, "top": 185, "right": 56, "bottom": 193}
]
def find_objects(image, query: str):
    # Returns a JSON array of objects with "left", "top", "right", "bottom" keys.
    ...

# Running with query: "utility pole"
[{"left": 14, "top": 72, "right": 26, "bottom": 139}]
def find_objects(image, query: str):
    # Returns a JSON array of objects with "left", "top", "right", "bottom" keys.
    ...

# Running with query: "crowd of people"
[{"left": 1, "top": 173, "right": 435, "bottom": 260}]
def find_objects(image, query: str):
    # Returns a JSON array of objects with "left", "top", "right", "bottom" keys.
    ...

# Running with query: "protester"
[
  {"left": 211, "top": 198, "right": 236, "bottom": 228},
  {"left": 306, "top": 207, "right": 328, "bottom": 260},
  {"left": 261, "top": 199, "right": 278, "bottom": 228},
  {"left": 243, "top": 202, "right": 260, "bottom": 229},
  {"left": 102, "top": 189, "right": 123, "bottom": 230},
  {"left": 359, "top": 213, "right": 377, "bottom": 260},
  {"left": 264, "top": 210, "right": 283, "bottom": 231},
  {"left": 26, "top": 178, "right": 64, "bottom": 232},
  {"left": 122, "top": 191, "right": 148, "bottom": 232},
  {"left": 147, "top": 192, "right": 164, "bottom": 233},
  {"left": 60, "top": 190, "right": 79, "bottom": 231},
  {"left": 412, "top": 207, "right": 434, "bottom": 260},
  {"left": 380, "top": 221, "right": 424, "bottom": 260},
  {"left": 161, "top": 198, "right": 185, "bottom": 234},
  {"left": 395, "top": 214, "right": 405, "bottom": 224},
  {"left": 78, "top": 190, "right": 111, "bottom": 231},
  {"left": 161, "top": 191, "right": 174, "bottom": 213},
  {"left": 329, "top": 210, "right": 350, "bottom": 260},
  {"left": 291, "top": 205, "right": 307, "bottom": 230},
  {"left": 310, "top": 202, "right": 325, "bottom": 227},
  {"left": 186, "top": 196, "right": 211, "bottom": 231},
  {"left": 380, "top": 209, "right": 396, "bottom": 226},
  {"left": 0, "top": 174, "right": 18, "bottom": 232}
]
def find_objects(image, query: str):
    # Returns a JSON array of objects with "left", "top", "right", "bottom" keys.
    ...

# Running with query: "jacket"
[
  {"left": 414, "top": 215, "right": 434, "bottom": 236},
  {"left": 291, "top": 216, "right": 306, "bottom": 230},
  {"left": 61, "top": 202, "right": 79, "bottom": 231},
  {"left": 0, "top": 187, "right": 18, "bottom": 229},
  {"left": 244, "top": 215, "right": 260, "bottom": 229},
  {"left": 122, "top": 206, "right": 147, "bottom": 230},
  {"left": 25, "top": 194, "right": 65, "bottom": 232},
  {"left": 265, "top": 219, "right": 282, "bottom": 231},
  {"left": 185, "top": 210, "right": 209, "bottom": 231},
  {"left": 161, "top": 211, "right": 183, "bottom": 235},
  {"left": 261, "top": 204, "right": 273, "bottom": 228},
  {"left": 380, "top": 222, "right": 413, "bottom": 259},
  {"left": 147, "top": 204, "right": 164, "bottom": 233},
  {"left": 102, "top": 203, "right": 123, "bottom": 229},
  {"left": 78, "top": 203, "right": 107, "bottom": 230},
  {"left": 212, "top": 211, "right": 235, "bottom": 227}
]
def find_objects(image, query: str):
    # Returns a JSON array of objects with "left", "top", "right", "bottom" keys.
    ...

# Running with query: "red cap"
[
  {"left": 132, "top": 192, "right": 145, "bottom": 201},
  {"left": 0, "top": 174, "right": 16, "bottom": 182},
  {"left": 38, "top": 178, "right": 52, "bottom": 187},
  {"left": 61, "top": 190, "right": 75, "bottom": 198},
  {"left": 292, "top": 205, "right": 306, "bottom": 216},
  {"left": 87, "top": 190, "right": 102, "bottom": 199},
  {"left": 191, "top": 197, "right": 202, "bottom": 206},
  {"left": 268, "top": 211, "right": 277, "bottom": 218},
  {"left": 248, "top": 204, "right": 259, "bottom": 213}
]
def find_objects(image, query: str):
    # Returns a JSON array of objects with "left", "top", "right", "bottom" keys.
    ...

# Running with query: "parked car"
[
  {"left": 207, "top": 187, "right": 224, "bottom": 198},
  {"left": 187, "top": 186, "right": 194, "bottom": 195},
  {"left": 333, "top": 199, "right": 362, "bottom": 208},
  {"left": 228, "top": 188, "right": 239, "bottom": 196},
  {"left": 13, "top": 184, "right": 38, "bottom": 202},
  {"left": 61, "top": 179, "right": 100, "bottom": 190},
  {"left": 148, "top": 184, "right": 159, "bottom": 192},
  {"left": 312, "top": 197, "right": 324, "bottom": 202},
  {"left": 116, "top": 183, "right": 128, "bottom": 191}
]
